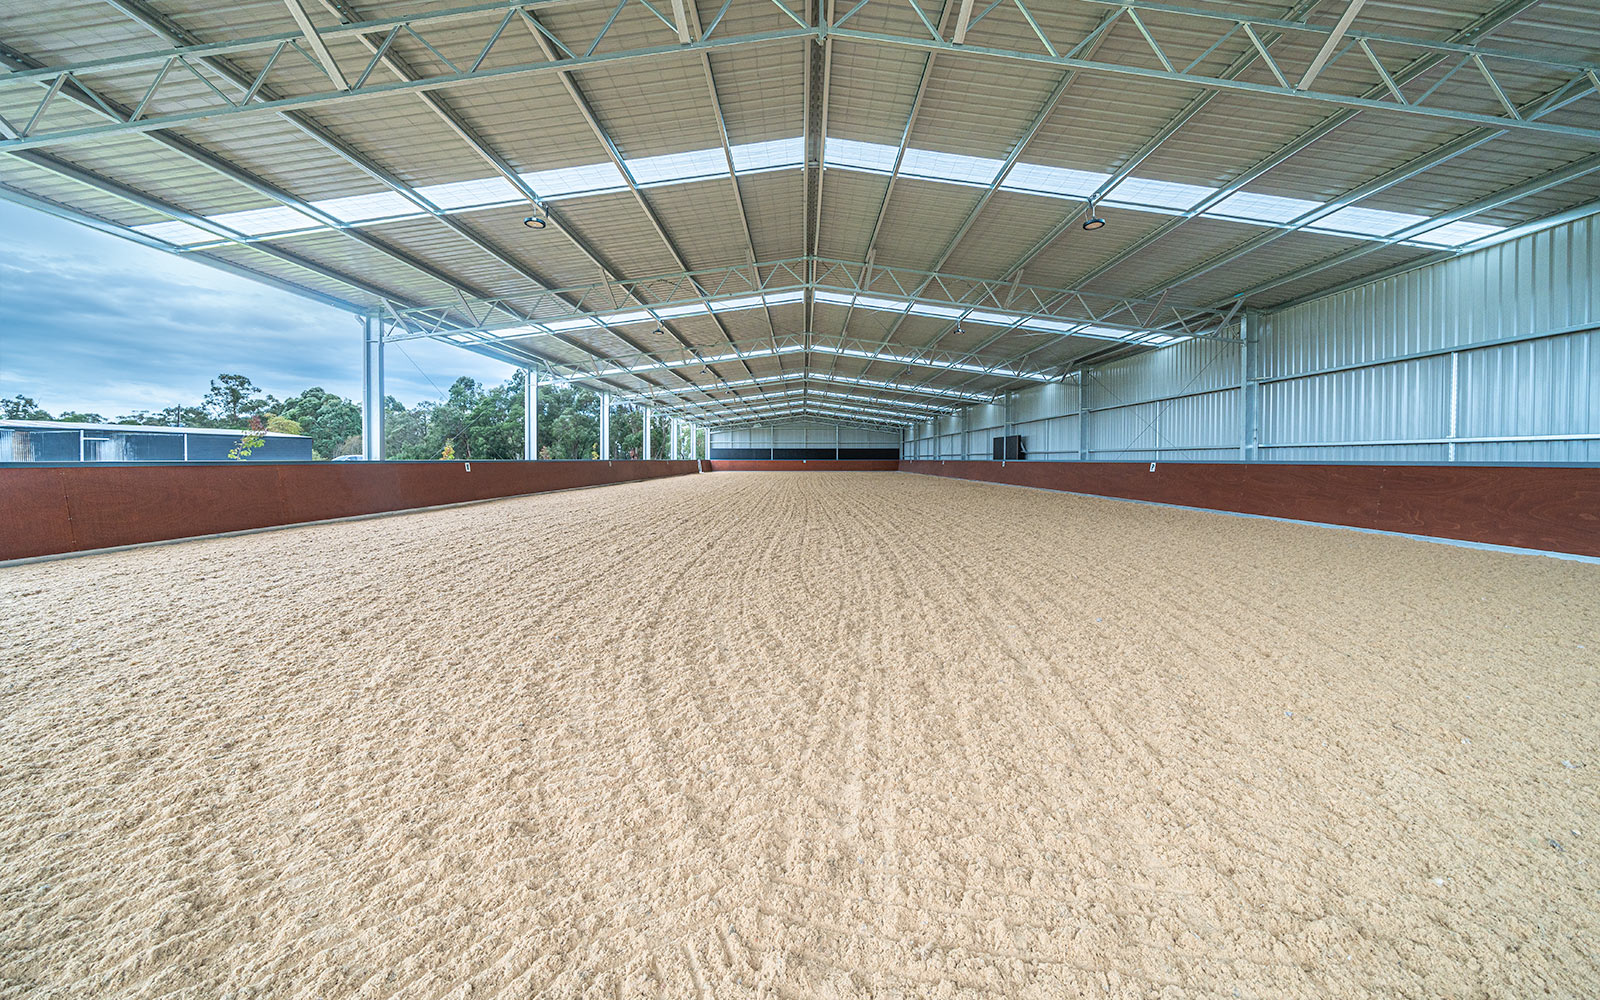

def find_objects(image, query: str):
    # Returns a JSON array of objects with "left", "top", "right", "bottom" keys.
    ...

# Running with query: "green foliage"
[
  {"left": 2, "top": 395, "right": 51, "bottom": 420},
  {"left": 116, "top": 405, "right": 213, "bottom": 427},
  {"left": 20, "top": 370, "right": 686, "bottom": 463},
  {"left": 228, "top": 416, "right": 267, "bottom": 461},
  {"left": 276, "top": 386, "right": 359, "bottom": 457},
  {"left": 536, "top": 380, "right": 602, "bottom": 461},
  {"left": 54, "top": 410, "right": 108, "bottom": 424},
  {"left": 205, "top": 373, "right": 270, "bottom": 424}
]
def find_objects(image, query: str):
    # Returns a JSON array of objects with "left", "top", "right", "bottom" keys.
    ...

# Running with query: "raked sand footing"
[{"left": 2, "top": 471, "right": 1597, "bottom": 998}]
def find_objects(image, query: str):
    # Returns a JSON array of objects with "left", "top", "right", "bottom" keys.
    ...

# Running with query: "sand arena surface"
[{"left": 1, "top": 470, "right": 1597, "bottom": 998}]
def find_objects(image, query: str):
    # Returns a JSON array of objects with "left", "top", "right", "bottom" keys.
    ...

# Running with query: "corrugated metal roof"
[{"left": 2, "top": 0, "right": 1597, "bottom": 424}]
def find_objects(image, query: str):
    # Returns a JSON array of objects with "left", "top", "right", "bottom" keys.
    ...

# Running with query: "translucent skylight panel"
[
  {"left": 815, "top": 345, "right": 1049, "bottom": 379},
  {"left": 824, "top": 137, "right": 900, "bottom": 173},
  {"left": 906, "top": 301, "right": 965, "bottom": 320},
  {"left": 542, "top": 316, "right": 602, "bottom": 332},
  {"left": 488, "top": 325, "right": 538, "bottom": 339},
  {"left": 655, "top": 302, "right": 712, "bottom": 319},
  {"left": 1018, "top": 318, "right": 1081, "bottom": 335},
  {"left": 1000, "top": 162, "right": 1108, "bottom": 199},
  {"left": 133, "top": 220, "right": 214, "bottom": 246},
  {"left": 1307, "top": 205, "right": 1422, "bottom": 238},
  {"left": 1414, "top": 220, "right": 1503, "bottom": 247},
  {"left": 1104, "top": 176, "right": 1214, "bottom": 212},
  {"left": 898, "top": 148, "right": 1004, "bottom": 187},
  {"left": 812, "top": 290, "right": 857, "bottom": 306},
  {"left": 522, "top": 162, "right": 627, "bottom": 200},
  {"left": 710, "top": 294, "right": 766, "bottom": 311},
  {"left": 1208, "top": 190, "right": 1318, "bottom": 225},
  {"left": 1074, "top": 324, "right": 1144, "bottom": 341},
  {"left": 211, "top": 205, "right": 320, "bottom": 237},
  {"left": 314, "top": 190, "right": 420, "bottom": 224},
  {"left": 627, "top": 147, "right": 730, "bottom": 187},
  {"left": 418, "top": 176, "right": 521, "bottom": 211},
  {"left": 731, "top": 137, "right": 804, "bottom": 173},
  {"left": 963, "top": 309, "right": 1018, "bottom": 326}
]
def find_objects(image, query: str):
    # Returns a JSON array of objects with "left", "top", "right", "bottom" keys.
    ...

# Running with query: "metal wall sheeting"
[
  {"left": 906, "top": 216, "right": 1599, "bottom": 463},
  {"left": 712, "top": 420, "right": 901, "bottom": 450},
  {"left": 1262, "top": 215, "right": 1600, "bottom": 377}
]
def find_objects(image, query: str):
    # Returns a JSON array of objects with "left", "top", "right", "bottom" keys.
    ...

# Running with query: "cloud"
[{"left": 0, "top": 201, "right": 517, "bottom": 417}]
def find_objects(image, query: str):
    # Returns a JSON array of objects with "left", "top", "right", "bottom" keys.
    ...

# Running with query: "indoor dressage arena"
[
  {"left": 2, "top": 0, "right": 1600, "bottom": 997},
  {"left": 3, "top": 472, "right": 1597, "bottom": 998}
]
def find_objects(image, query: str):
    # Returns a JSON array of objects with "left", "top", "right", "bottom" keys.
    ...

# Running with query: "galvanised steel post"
[
  {"left": 1240, "top": 311, "right": 1262, "bottom": 461},
  {"left": 643, "top": 406, "right": 652, "bottom": 460},
  {"left": 1077, "top": 371, "right": 1089, "bottom": 462},
  {"left": 524, "top": 369, "right": 538, "bottom": 460},
  {"left": 362, "top": 313, "right": 385, "bottom": 461},
  {"left": 599, "top": 393, "right": 611, "bottom": 460}
]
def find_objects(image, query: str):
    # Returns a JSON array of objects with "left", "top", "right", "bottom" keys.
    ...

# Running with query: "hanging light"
[
  {"left": 522, "top": 213, "right": 547, "bottom": 230},
  {"left": 1082, "top": 200, "right": 1106, "bottom": 231}
]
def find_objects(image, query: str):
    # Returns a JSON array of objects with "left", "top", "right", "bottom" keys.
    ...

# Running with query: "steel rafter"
[
  {"left": 6, "top": 0, "right": 1596, "bottom": 151},
  {"left": 853, "top": 7, "right": 1126, "bottom": 390},
  {"left": 313, "top": 0, "right": 760, "bottom": 409},
  {"left": 1056, "top": 0, "right": 1547, "bottom": 298},
  {"left": 832, "top": 0, "right": 1600, "bottom": 142},
  {"left": 632, "top": 370, "right": 994, "bottom": 403},
  {"left": 824, "top": 0, "right": 957, "bottom": 388},
  {"left": 872, "top": 0, "right": 1546, "bottom": 408},
  {"left": 446, "top": 330, "right": 1057, "bottom": 383},
  {"left": 3, "top": 4, "right": 738, "bottom": 422},
  {"left": 91, "top": 0, "right": 752, "bottom": 420},
  {"left": 1210, "top": 151, "right": 1600, "bottom": 306},
  {"left": 704, "top": 403, "right": 911, "bottom": 430},
  {"left": 376, "top": 256, "right": 1233, "bottom": 347},
  {"left": 516, "top": 7, "right": 770, "bottom": 407},
  {"left": 683, "top": 386, "right": 944, "bottom": 421}
]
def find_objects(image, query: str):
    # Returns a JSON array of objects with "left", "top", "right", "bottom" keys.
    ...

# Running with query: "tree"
[
  {"left": 204, "top": 374, "right": 267, "bottom": 425},
  {"left": 265, "top": 414, "right": 304, "bottom": 436},
  {"left": 118, "top": 405, "right": 211, "bottom": 427},
  {"left": 228, "top": 416, "right": 267, "bottom": 460},
  {"left": 535, "top": 381, "right": 601, "bottom": 460},
  {"left": 2, "top": 395, "right": 50, "bottom": 420},
  {"left": 54, "top": 411, "right": 108, "bottom": 424},
  {"left": 612, "top": 403, "right": 644, "bottom": 460},
  {"left": 278, "top": 387, "right": 361, "bottom": 459}
]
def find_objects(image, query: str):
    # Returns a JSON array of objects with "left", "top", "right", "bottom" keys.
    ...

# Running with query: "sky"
[{"left": 0, "top": 198, "right": 517, "bottom": 419}]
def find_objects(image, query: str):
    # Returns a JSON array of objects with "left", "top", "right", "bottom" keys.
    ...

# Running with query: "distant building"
[{"left": 0, "top": 420, "right": 314, "bottom": 463}]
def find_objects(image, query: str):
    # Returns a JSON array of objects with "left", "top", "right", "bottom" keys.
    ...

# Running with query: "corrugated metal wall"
[
  {"left": 905, "top": 215, "right": 1599, "bottom": 463},
  {"left": 713, "top": 419, "right": 901, "bottom": 451}
]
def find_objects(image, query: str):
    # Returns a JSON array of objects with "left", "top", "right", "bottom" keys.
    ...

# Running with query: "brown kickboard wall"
[
  {"left": 5, "top": 460, "right": 1596, "bottom": 561},
  {"left": 0, "top": 461, "right": 698, "bottom": 561},
  {"left": 901, "top": 460, "right": 1600, "bottom": 557},
  {"left": 706, "top": 460, "right": 901, "bottom": 472}
]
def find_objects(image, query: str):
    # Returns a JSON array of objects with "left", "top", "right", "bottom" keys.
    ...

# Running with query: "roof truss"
[{"left": 4, "top": 0, "right": 1597, "bottom": 152}]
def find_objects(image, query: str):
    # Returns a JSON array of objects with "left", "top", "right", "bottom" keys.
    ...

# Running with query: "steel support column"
[
  {"left": 643, "top": 406, "right": 652, "bottom": 460},
  {"left": 524, "top": 370, "right": 538, "bottom": 460},
  {"left": 361, "top": 313, "right": 384, "bottom": 461},
  {"left": 1240, "top": 312, "right": 1261, "bottom": 461},
  {"left": 599, "top": 393, "right": 611, "bottom": 460},
  {"left": 1077, "top": 374, "right": 1089, "bottom": 462}
]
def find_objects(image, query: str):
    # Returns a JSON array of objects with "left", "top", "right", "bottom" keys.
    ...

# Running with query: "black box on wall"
[{"left": 992, "top": 435, "right": 1025, "bottom": 460}]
